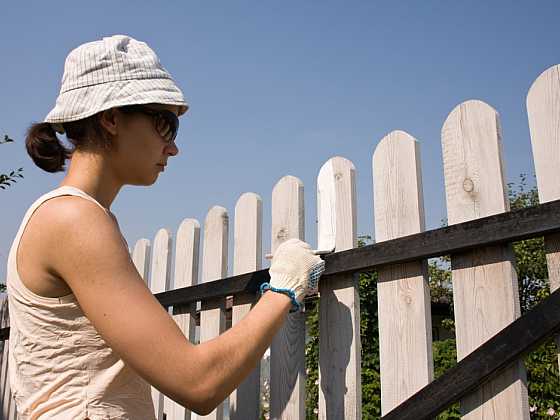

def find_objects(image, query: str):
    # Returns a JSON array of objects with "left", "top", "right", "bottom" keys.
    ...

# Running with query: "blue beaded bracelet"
[{"left": 259, "top": 282, "right": 302, "bottom": 313}]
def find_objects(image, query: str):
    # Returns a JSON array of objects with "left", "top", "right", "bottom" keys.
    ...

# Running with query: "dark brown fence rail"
[{"left": 2, "top": 197, "right": 560, "bottom": 340}]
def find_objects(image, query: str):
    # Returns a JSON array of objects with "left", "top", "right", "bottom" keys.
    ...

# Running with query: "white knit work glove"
[{"left": 260, "top": 238, "right": 326, "bottom": 313}]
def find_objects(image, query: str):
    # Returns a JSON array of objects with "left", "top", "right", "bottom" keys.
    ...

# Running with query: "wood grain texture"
[
  {"left": 527, "top": 64, "right": 560, "bottom": 205},
  {"left": 317, "top": 157, "right": 361, "bottom": 420},
  {"left": 229, "top": 193, "right": 262, "bottom": 420},
  {"left": 372, "top": 130, "right": 433, "bottom": 414},
  {"left": 442, "top": 100, "right": 528, "bottom": 419},
  {"left": 527, "top": 64, "right": 560, "bottom": 368},
  {"left": 149, "top": 229, "right": 173, "bottom": 420},
  {"left": 132, "top": 238, "right": 151, "bottom": 286},
  {"left": 166, "top": 219, "right": 200, "bottom": 420},
  {"left": 199, "top": 206, "right": 229, "bottom": 420},
  {"left": 0, "top": 295, "right": 17, "bottom": 420},
  {"left": 269, "top": 175, "right": 306, "bottom": 420},
  {"left": 382, "top": 288, "right": 560, "bottom": 420}
]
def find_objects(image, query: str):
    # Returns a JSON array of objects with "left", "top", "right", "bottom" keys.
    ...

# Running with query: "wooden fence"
[{"left": 1, "top": 63, "right": 559, "bottom": 419}]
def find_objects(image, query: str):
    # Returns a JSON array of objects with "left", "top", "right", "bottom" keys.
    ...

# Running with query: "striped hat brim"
[{"left": 44, "top": 77, "right": 188, "bottom": 134}]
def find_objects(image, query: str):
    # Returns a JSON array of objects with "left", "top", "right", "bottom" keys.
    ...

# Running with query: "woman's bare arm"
[
  {"left": 40, "top": 196, "right": 290, "bottom": 415},
  {"left": 193, "top": 290, "right": 291, "bottom": 413}
]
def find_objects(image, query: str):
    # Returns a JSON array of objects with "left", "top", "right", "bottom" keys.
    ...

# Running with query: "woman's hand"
[{"left": 266, "top": 238, "right": 326, "bottom": 311}]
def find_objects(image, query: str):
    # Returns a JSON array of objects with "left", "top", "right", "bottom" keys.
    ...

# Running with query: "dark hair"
[{"left": 25, "top": 111, "right": 113, "bottom": 173}]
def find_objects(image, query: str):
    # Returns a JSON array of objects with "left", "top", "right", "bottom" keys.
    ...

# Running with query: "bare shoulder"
[{"left": 32, "top": 195, "right": 125, "bottom": 278}]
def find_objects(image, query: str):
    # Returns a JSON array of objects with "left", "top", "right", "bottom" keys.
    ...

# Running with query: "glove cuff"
[{"left": 259, "top": 282, "right": 302, "bottom": 313}]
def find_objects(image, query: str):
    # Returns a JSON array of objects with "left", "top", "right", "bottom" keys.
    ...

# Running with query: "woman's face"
[{"left": 109, "top": 103, "right": 182, "bottom": 186}]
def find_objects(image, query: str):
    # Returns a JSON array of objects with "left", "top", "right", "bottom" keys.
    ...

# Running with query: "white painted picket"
[
  {"left": 269, "top": 175, "right": 306, "bottom": 419},
  {"left": 229, "top": 193, "right": 262, "bottom": 420},
  {"left": 317, "top": 157, "right": 362, "bottom": 419},
  {"left": 442, "top": 100, "right": 528, "bottom": 419},
  {"left": 0, "top": 295, "right": 17, "bottom": 420},
  {"left": 527, "top": 64, "right": 560, "bottom": 371},
  {"left": 198, "top": 206, "right": 229, "bottom": 420},
  {"left": 148, "top": 229, "right": 174, "bottom": 420},
  {"left": 373, "top": 130, "right": 433, "bottom": 414},
  {"left": 132, "top": 238, "right": 151, "bottom": 287},
  {"left": 165, "top": 218, "right": 201, "bottom": 420}
]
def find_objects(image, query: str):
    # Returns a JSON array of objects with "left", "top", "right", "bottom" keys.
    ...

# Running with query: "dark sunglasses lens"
[{"left": 155, "top": 111, "right": 179, "bottom": 142}]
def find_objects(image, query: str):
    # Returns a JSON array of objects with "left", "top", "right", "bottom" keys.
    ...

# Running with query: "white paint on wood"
[
  {"left": 317, "top": 157, "right": 361, "bottom": 420},
  {"left": 527, "top": 64, "right": 560, "bottom": 206},
  {"left": 317, "top": 165, "right": 336, "bottom": 253},
  {"left": 527, "top": 63, "right": 560, "bottom": 369},
  {"left": 0, "top": 295, "right": 17, "bottom": 420},
  {"left": 165, "top": 219, "right": 200, "bottom": 420},
  {"left": 269, "top": 175, "right": 306, "bottom": 419},
  {"left": 442, "top": 100, "right": 529, "bottom": 419},
  {"left": 148, "top": 229, "right": 173, "bottom": 420},
  {"left": 199, "top": 206, "right": 228, "bottom": 420},
  {"left": 132, "top": 238, "right": 151, "bottom": 287},
  {"left": 230, "top": 193, "right": 262, "bottom": 420},
  {"left": 372, "top": 130, "right": 434, "bottom": 414}
]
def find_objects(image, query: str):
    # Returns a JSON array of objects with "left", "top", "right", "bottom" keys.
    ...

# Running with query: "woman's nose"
[{"left": 166, "top": 141, "right": 179, "bottom": 156}]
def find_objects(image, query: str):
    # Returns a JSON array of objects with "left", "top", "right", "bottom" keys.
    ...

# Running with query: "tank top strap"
[
  {"left": 7, "top": 186, "right": 120, "bottom": 305},
  {"left": 50, "top": 185, "right": 113, "bottom": 215},
  {"left": 15, "top": 186, "right": 109, "bottom": 236},
  {"left": 8, "top": 186, "right": 116, "bottom": 270}
]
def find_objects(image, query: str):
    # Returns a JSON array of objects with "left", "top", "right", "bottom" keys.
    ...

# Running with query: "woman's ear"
[{"left": 99, "top": 108, "right": 119, "bottom": 136}]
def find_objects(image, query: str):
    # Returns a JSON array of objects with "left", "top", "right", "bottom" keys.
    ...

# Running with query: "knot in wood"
[
  {"left": 276, "top": 227, "right": 288, "bottom": 241},
  {"left": 463, "top": 178, "right": 474, "bottom": 193},
  {"left": 334, "top": 172, "right": 343, "bottom": 181}
]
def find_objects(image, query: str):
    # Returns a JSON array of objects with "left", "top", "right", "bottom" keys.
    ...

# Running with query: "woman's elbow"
[{"left": 183, "top": 380, "right": 218, "bottom": 416}]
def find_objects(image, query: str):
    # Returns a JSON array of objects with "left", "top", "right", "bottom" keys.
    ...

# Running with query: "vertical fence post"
[
  {"left": 372, "top": 130, "right": 434, "bottom": 414},
  {"left": 0, "top": 295, "right": 17, "bottom": 420},
  {"left": 148, "top": 229, "right": 174, "bottom": 420},
  {"left": 317, "top": 157, "right": 361, "bottom": 419},
  {"left": 269, "top": 175, "right": 306, "bottom": 419},
  {"left": 199, "top": 206, "right": 229, "bottom": 420},
  {"left": 165, "top": 219, "right": 201, "bottom": 420},
  {"left": 230, "top": 193, "right": 262, "bottom": 420},
  {"left": 442, "top": 100, "right": 529, "bottom": 419},
  {"left": 132, "top": 238, "right": 151, "bottom": 287},
  {"left": 527, "top": 63, "right": 560, "bottom": 371}
]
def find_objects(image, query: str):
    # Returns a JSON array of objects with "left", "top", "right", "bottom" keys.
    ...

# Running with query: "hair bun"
[{"left": 25, "top": 123, "right": 71, "bottom": 173}]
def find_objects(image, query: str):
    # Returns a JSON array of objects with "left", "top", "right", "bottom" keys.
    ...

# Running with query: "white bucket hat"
[{"left": 44, "top": 34, "right": 189, "bottom": 134}]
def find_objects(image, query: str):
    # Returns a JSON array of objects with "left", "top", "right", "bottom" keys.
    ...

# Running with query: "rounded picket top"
[
  {"left": 526, "top": 64, "right": 560, "bottom": 203},
  {"left": 150, "top": 228, "right": 173, "bottom": 294},
  {"left": 234, "top": 192, "right": 263, "bottom": 274},
  {"left": 174, "top": 218, "right": 201, "bottom": 289},
  {"left": 442, "top": 99, "right": 500, "bottom": 136},
  {"left": 318, "top": 156, "right": 356, "bottom": 179},
  {"left": 177, "top": 218, "right": 201, "bottom": 237},
  {"left": 205, "top": 205, "right": 228, "bottom": 225},
  {"left": 235, "top": 192, "right": 262, "bottom": 210},
  {"left": 374, "top": 129, "right": 417, "bottom": 155},
  {"left": 271, "top": 175, "right": 305, "bottom": 254},
  {"left": 153, "top": 228, "right": 172, "bottom": 249},
  {"left": 372, "top": 129, "right": 419, "bottom": 177},
  {"left": 132, "top": 238, "right": 151, "bottom": 286},
  {"left": 272, "top": 175, "right": 303, "bottom": 196},
  {"left": 317, "top": 156, "right": 357, "bottom": 252},
  {"left": 441, "top": 99, "right": 508, "bottom": 224},
  {"left": 527, "top": 63, "right": 560, "bottom": 108},
  {"left": 202, "top": 206, "right": 229, "bottom": 283},
  {"left": 372, "top": 130, "right": 425, "bottom": 242}
]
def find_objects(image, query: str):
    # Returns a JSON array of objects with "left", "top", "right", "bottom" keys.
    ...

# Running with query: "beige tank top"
[{"left": 6, "top": 186, "right": 157, "bottom": 419}]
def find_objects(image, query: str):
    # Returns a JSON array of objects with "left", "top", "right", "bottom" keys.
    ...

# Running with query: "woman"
[{"left": 7, "top": 34, "right": 324, "bottom": 419}]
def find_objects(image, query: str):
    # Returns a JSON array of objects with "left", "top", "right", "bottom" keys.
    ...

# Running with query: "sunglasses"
[{"left": 119, "top": 104, "right": 180, "bottom": 143}]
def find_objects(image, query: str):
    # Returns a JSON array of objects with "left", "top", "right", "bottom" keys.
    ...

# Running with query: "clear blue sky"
[{"left": 1, "top": 1, "right": 559, "bottom": 282}]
